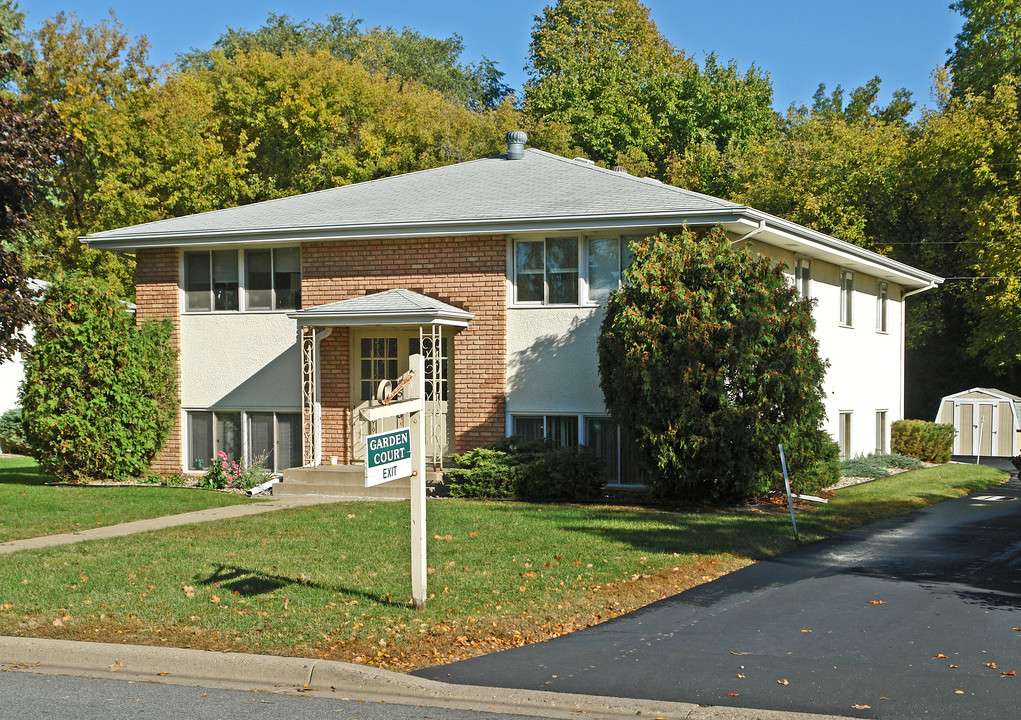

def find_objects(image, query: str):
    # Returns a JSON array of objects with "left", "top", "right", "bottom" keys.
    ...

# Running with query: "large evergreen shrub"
[
  {"left": 20, "top": 274, "right": 177, "bottom": 482},
  {"left": 598, "top": 228, "right": 832, "bottom": 502}
]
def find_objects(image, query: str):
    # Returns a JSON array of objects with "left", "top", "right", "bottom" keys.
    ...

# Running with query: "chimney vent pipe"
[{"left": 505, "top": 131, "right": 527, "bottom": 160}]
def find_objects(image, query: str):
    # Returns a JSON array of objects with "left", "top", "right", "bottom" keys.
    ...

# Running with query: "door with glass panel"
[{"left": 350, "top": 330, "right": 452, "bottom": 462}]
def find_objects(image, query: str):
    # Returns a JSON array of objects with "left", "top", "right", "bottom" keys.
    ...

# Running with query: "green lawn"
[
  {"left": 0, "top": 457, "right": 259, "bottom": 542},
  {"left": 0, "top": 462, "right": 1006, "bottom": 670}
]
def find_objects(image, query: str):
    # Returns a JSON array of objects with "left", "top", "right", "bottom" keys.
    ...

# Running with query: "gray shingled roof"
[
  {"left": 83, "top": 149, "right": 742, "bottom": 245},
  {"left": 288, "top": 289, "right": 474, "bottom": 327}
]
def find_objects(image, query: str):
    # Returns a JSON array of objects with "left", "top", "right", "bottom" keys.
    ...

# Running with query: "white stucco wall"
[
  {"left": 180, "top": 313, "right": 301, "bottom": 410},
  {"left": 506, "top": 307, "right": 606, "bottom": 414},
  {"left": 505, "top": 243, "right": 907, "bottom": 458},
  {"left": 0, "top": 325, "right": 31, "bottom": 413},
  {"left": 762, "top": 245, "right": 905, "bottom": 457}
]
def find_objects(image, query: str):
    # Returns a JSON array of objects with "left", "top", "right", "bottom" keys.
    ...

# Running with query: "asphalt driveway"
[{"left": 415, "top": 478, "right": 1021, "bottom": 719}]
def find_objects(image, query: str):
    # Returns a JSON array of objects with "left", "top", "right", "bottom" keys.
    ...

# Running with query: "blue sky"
[{"left": 22, "top": 1, "right": 963, "bottom": 112}]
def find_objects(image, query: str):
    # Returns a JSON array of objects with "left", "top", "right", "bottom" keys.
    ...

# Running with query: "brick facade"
[
  {"left": 302, "top": 236, "right": 507, "bottom": 463},
  {"left": 134, "top": 248, "right": 182, "bottom": 474}
]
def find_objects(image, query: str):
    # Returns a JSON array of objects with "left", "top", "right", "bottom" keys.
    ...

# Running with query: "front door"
[{"left": 350, "top": 329, "right": 453, "bottom": 462}]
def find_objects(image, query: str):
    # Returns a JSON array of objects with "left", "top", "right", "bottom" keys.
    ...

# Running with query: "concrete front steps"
[{"left": 274, "top": 465, "right": 444, "bottom": 499}]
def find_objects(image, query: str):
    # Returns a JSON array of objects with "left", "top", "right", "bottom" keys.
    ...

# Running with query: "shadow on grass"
[
  {"left": 195, "top": 564, "right": 406, "bottom": 607},
  {"left": 0, "top": 459, "right": 52, "bottom": 486}
]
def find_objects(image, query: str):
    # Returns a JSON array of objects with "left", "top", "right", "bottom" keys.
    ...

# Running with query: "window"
[
  {"left": 514, "top": 237, "right": 579, "bottom": 304},
  {"left": 184, "top": 247, "right": 300, "bottom": 312},
  {"left": 511, "top": 415, "right": 578, "bottom": 446},
  {"left": 360, "top": 337, "right": 399, "bottom": 402},
  {"left": 188, "top": 410, "right": 301, "bottom": 472},
  {"left": 185, "top": 250, "right": 239, "bottom": 311},
  {"left": 840, "top": 270, "right": 854, "bottom": 326},
  {"left": 585, "top": 416, "right": 618, "bottom": 481},
  {"left": 794, "top": 257, "right": 811, "bottom": 299},
  {"left": 876, "top": 411, "right": 887, "bottom": 454},
  {"left": 586, "top": 235, "right": 638, "bottom": 303},
  {"left": 876, "top": 281, "right": 888, "bottom": 333},
  {"left": 839, "top": 411, "right": 852, "bottom": 460},
  {"left": 245, "top": 248, "right": 301, "bottom": 310}
]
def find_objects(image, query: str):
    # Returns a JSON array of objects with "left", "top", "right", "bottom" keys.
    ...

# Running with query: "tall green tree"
[
  {"left": 948, "top": 0, "right": 1021, "bottom": 97},
  {"left": 0, "top": 22, "right": 66, "bottom": 361},
  {"left": 525, "top": 0, "right": 774, "bottom": 175},
  {"left": 180, "top": 12, "right": 512, "bottom": 110},
  {"left": 598, "top": 228, "right": 834, "bottom": 502}
]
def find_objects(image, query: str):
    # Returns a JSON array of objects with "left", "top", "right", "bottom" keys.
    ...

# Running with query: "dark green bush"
[
  {"left": 598, "top": 228, "right": 830, "bottom": 503},
  {"left": 445, "top": 448, "right": 516, "bottom": 499},
  {"left": 0, "top": 407, "right": 28, "bottom": 454},
  {"left": 515, "top": 444, "right": 606, "bottom": 501},
  {"left": 891, "top": 420, "right": 954, "bottom": 463},
  {"left": 786, "top": 435, "right": 841, "bottom": 492},
  {"left": 20, "top": 273, "right": 178, "bottom": 482}
]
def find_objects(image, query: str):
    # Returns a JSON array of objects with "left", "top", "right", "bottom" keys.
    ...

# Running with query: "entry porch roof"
[{"left": 287, "top": 289, "right": 474, "bottom": 328}]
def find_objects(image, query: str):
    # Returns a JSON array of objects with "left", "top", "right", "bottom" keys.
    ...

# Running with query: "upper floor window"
[
  {"left": 840, "top": 269, "right": 854, "bottom": 326},
  {"left": 587, "top": 235, "right": 638, "bottom": 304},
  {"left": 876, "top": 281, "right": 888, "bottom": 333},
  {"left": 514, "top": 234, "right": 640, "bottom": 306},
  {"left": 794, "top": 257, "right": 811, "bottom": 299},
  {"left": 515, "top": 237, "right": 579, "bottom": 304},
  {"left": 184, "top": 247, "right": 300, "bottom": 313}
]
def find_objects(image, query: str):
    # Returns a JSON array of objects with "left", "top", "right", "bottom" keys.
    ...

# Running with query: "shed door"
[
  {"left": 977, "top": 403, "right": 994, "bottom": 457},
  {"left": 957, "top": 403, "right": 974, "bottom": 455}
]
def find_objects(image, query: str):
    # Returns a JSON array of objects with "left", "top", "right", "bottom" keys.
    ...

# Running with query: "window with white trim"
[
  {"left": 876, "top": 281, "right": 888, "bottom": 333},
  {"left": 514, "top": 237, "right": 579, "bottom": 304},
  {"left": 839, "top": 411, "right": 852, "bottom": 460},
  {"left": 586, "top": 235, "right": 638, "bottom": 304},
  {"left": 794, "top": 257, "right": 811, "bottom": 299},
  {"left": 839, "top": 270, "right": 854, "bottom": 326},
  {"left": 511, "top": 414, "right": 579, "bottom": 446},
  {"left": 187, "top": 410, "right": 301, "bottom": 472},
  {"left": 184, "top": 247, "right": 301, "bottom": 313},
  {"left": 875, "top": 410, "right": 888, "bottom": 454}
]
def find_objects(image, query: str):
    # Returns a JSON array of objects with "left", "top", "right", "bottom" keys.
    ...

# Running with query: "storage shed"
[{"left": 934, "top": 388, "right": 1021, "bottom": 457}]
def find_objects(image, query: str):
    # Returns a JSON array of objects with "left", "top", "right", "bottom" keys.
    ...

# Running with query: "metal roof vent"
[
  {"left": 505, "top": 130, "right": 527, "bottom": 160},
  {"left": 612, "top": 165, "right": 627, "bottom": 174}
]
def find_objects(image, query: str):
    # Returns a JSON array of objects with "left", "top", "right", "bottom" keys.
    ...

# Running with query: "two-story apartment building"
[{"left": 83, "top": 133, "right": 940, "bottom": 483}]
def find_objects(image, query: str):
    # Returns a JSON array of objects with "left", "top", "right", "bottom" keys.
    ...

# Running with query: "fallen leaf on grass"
[
  {"left": 868, "top": 600, "right": 886, "bottom": 605},
  {"left": 52, "top": 619, "right": 63, "bottom": 628},
  {"left": 347, "top": 514, "right": 355, "bottom": 519},
  {"left": 283, "top": 598, "right": 290, "bottom": 610},
  {"left": 777, "top": 679, "right": 789, "bottom": 685},
  {"left": 469, "top": 531, "right": 478, "bottom": 537},
  {"left": 985, "top": 662, "right": 998, "bottom": 669},
  {"left": 935, "top": 653, "right": 948, "bottom": 659},
  {"left": 1001, "top": 671, "right": 1016, "bottom": 677},
  {"left": 182, "top": 585, "right": 195, "bottom": 598},
  {"left": 210, "top": 595, "right": 220, "bottom": 604}
]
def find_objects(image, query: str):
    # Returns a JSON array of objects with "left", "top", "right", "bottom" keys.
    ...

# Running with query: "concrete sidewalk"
[
  {"left": 0, "top": 495, "right": 340, "bottom": 555},
  {"left": 0, "top": 636, "right": 850, "bottom": 720}
]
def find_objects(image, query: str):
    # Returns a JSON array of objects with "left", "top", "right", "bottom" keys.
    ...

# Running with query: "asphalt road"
[{"left": 415, "top": 478, "right": 1021, "bottom": 719}]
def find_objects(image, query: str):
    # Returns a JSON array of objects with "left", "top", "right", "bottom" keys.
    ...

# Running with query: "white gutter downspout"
[
  {"left": 313, "top": 328, "right": 333, "bottom": 467},
  {"left": 733, "top": 219, "right": 768, "bottom": 244},
  {"left": 900, "top": 282, "right": 939, "bottom": 421}
]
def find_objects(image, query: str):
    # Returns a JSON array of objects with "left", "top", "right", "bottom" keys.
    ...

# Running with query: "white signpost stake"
[{"left": 360, "top": 353, "right": 428, "bottom": 609}]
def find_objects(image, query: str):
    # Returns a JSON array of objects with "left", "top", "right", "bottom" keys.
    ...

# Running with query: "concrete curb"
[{"left": 0, "top": 636, "right": 850, "bottom": 720}]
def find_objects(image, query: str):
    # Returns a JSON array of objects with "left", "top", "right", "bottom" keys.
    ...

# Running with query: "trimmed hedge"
[{"left": 891, "top": 419, "right": 955, "bottom": 464}]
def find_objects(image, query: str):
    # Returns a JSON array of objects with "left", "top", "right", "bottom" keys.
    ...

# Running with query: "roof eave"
[
  {"left": 286, "top": 309, "right": 473, "bottom": 328},
  {"left": 79, "top": 210, "right": 748, "bottom": 250}
]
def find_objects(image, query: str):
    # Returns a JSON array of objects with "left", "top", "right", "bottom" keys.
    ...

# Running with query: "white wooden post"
[{"left": 409, "top": 352, "right": 428, "bottom": 608}]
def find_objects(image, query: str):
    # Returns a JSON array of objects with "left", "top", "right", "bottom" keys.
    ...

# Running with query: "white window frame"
[
  {"left": 583, "top": 234, "right": 640, "bottom": 305},
  {"left": 512, "top": 237, "right": 580, "bottom": 306},
  {"left": 794, "top": 257, "right": 812, "bottom": 300},
  {"left": 838, "top": 411, "right": 853, "bottom": 460},
  {"left": 876, "top": 281, "right": 889, "bottom": 333},
  {"left": 181, "top": 247, "right": 301, "bottom": 314},
  {"left": 839, "top": 269, "right": 854, "bottom": 327},
  {"left": 875, "top": 410, "right": 888, "bottom": 454},
  {"left": 186, "top": 409, "right": 302, "bottom": 473}
]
